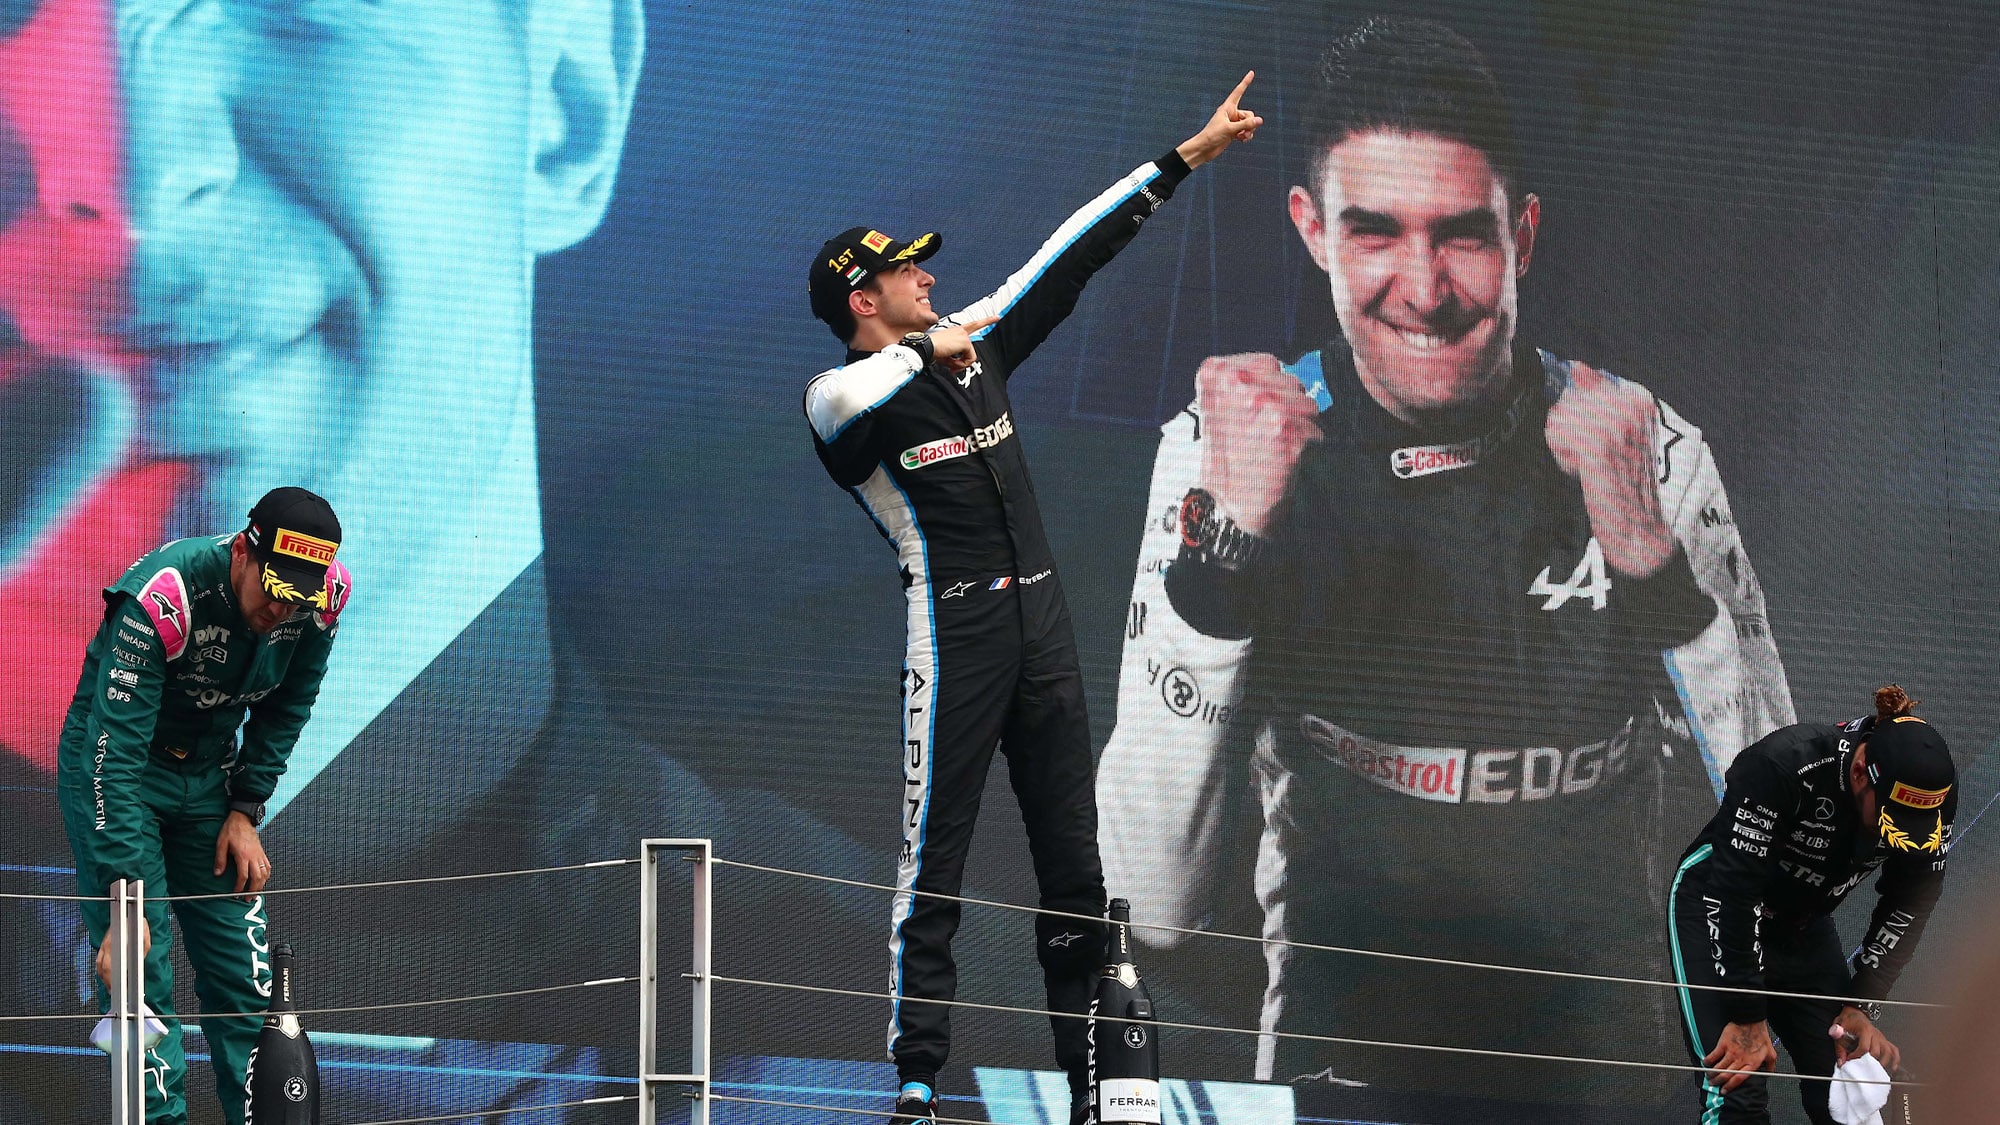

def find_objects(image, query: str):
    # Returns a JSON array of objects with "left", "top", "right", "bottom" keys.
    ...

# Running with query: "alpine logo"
[
  {"left": 1527, "top": 538, "right": 1612, "bottom": 611},
  {"left": 900, "top": 412, "right": 1014, "bottom": 470}
]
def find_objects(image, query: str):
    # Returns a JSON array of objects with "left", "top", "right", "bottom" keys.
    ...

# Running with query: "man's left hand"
[
  {"left": 1176, "top": 72, "right": 1262, "bottom": 169},
  {"left": 1544, "top": 362, "right": 1676, "bottom": 578},
  {"left": 1832, "top": 1006, "right": 1902, "bottom": 1074},
  {"left": 214, "top": 810, "right": 271, "bottom": 901}
]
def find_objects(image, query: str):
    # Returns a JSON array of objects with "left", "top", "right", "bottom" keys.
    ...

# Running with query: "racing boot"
[{"left": 891, "top": 1079, "right": 939, "bottom": 1124}]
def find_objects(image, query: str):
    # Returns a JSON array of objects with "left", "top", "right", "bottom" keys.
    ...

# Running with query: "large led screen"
[{"left": 3, "top": 1, "right": 1997, "bottom": 1122}]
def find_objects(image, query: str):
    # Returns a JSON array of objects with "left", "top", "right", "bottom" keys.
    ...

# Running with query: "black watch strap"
[
  {"left": 899, "top": 333, "right": 936, "bottom": 367},
  {"left": 229, "top": 800, "right": 266, "bottom": 828},
  {"left": 1179, "top": 488, "right": 1268, "bottom": 571}
]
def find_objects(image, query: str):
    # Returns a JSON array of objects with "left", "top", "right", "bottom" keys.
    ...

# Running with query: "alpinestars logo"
[{"left": 147, "top": 589, "right": 184, "bottom": 630}]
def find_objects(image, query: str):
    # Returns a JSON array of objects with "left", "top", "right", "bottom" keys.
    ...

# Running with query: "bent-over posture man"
[
  {"left": 56, "top": 487, "right": 350, "bottom": 1124},
  {"left": 1672, "top": 685, "right": 1955, "bottom": 1124},
  {"left": 803, "top": 77, "right": 1262, "bottom": 1125}
]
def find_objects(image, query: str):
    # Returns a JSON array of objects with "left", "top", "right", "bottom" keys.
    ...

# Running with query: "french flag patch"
[{"left": 989, "top": 577, "right": 1012, "bottom": 590}]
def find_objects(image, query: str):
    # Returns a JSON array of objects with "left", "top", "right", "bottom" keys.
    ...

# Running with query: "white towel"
[
  {"left": 89, "top": 1004, "right": 167, "bottom": 1054},
  {"left": 1828, "top": 1051, "right": 1892, "bottom": 1125}
]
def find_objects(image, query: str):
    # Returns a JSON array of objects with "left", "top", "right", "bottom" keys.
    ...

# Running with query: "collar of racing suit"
[{"left": 1313, "top": 337, "right": 1558, "bottom": 477}]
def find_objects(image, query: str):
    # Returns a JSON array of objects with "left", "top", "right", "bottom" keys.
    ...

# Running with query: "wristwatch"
[
  {"left": 899, "top": 332, "right": 936, "bottom": 367},
  {"left": 1856, "top": 1001, "right": 1883, "bottom": 1023},
  {"left": 1179, "top": 487, "right": 1268, "bottom": 571},
  {"left": 228, "top": 800, "right": 266, "bottom": 828}
]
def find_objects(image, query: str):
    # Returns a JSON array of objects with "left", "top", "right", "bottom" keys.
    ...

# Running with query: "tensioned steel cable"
[
  {"left": 709, "top": 974, "right": 1914, "bottom": 1087},
  {"left": 0, "top": 977, "right": 632, "bottom": 1022},
  {"left": 160, "top": 858, "right": 637, "bottom": 902},
  {"left": 709, "top": 856, "right": 1945, "bottom": 1010},
  {"left": 340, "top": 1094, "right": 639, "bottom": 1125},
  {"left": 709, "top": 1091, "right": 1017, "bottom": 1124},
  {"left": 0, "top": 858, "right": 636, "bottom": 904}
]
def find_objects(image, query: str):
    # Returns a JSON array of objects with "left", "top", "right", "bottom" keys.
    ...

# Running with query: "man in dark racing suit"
[
  {"left": 803, "top": 78, "right": 1263, "bottom": 1125},
  {"left": 1097, "top": 18, "right": 1794, "bottom": 1113},
  {"left": 1671, "top": 687, "right": 1955, "bottom": 1124}
]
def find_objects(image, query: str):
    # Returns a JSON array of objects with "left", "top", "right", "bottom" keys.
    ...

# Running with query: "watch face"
[{"left": 1179, "top": 489, "right": 1213, "bottom": 550}]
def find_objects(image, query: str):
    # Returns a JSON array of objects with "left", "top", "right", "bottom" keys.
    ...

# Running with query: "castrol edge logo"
[
  {"left": 1391, "top": 436, "right": 1483, "bottom": 479},
  {"left": 1889, "top": 781, "right": 1949, "bottom": 809},
  {"left": 901, "top": 412, "right": 1014, "bottom": 470}
]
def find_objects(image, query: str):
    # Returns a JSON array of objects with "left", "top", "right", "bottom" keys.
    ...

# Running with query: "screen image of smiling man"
[
  {"left": 1098, "top": 15, "right": 1795, "bottom": 1110},
  {"left": 0, "top": 0, "right": 642, "bottom": 839}
]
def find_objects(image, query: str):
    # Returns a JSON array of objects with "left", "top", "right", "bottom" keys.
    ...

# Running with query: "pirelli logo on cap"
[
  {"left": 1889, "top": 781, "right": 1949, "bottom": 809},
  {"left": 860, "top": 230, "right": 892, "bottom": 253},
  {"left": 273, "top": 529, "right": 339, "bottom": 565}
]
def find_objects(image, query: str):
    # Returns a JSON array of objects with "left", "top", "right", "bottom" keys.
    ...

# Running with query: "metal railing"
[{"left": 637, "top": 839, "right": 713, "bottom": 1125}]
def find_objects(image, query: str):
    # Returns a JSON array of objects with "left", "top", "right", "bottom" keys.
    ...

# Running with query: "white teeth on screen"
[{"left": 1396, "top": 328, "right": 1450, "bottom": 350}]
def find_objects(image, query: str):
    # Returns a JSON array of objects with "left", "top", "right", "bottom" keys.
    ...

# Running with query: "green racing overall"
[{"left": 54, "top": 535, "right": 348, "bottom": 1124}]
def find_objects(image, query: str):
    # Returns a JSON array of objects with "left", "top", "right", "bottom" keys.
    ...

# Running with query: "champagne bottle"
[
  {"left": 1087, "top": 899, "right": 1160, "bottom": 1125},
  {"left": 245, "top": 943, "right": 320, "bottom": 1124}
]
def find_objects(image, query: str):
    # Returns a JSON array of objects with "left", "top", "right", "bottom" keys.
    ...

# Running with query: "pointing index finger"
[{"left": 1222, "top": 70, "right": 1255, "bottom": 110}]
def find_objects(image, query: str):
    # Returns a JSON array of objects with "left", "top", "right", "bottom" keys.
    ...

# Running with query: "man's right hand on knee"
[{"left": 1704, "top": 1019, "right": 1778, "bottom": 1091}]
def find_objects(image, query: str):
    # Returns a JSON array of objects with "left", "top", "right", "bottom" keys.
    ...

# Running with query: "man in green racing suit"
[{"left": 55, "top": 486, "right": 350, "bottom": 1124}]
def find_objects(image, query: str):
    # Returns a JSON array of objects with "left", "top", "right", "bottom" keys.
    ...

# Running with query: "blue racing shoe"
[{"left": 891, "top": 1080, "right": 939, "bottom": 1124}]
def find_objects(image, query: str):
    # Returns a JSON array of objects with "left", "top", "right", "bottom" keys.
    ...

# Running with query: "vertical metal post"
[
  {"left": 108, "top": 878, "right": 146, "bottom": 1125},
  {"left": 637, "top": 843, "right": 658, "bottom": 1125},
  {"left": 689, "top": 840, "right": 712, "bottom": 1125},
  {"left": 638, "top": 839, "right": 712, "bottom": 1125}
]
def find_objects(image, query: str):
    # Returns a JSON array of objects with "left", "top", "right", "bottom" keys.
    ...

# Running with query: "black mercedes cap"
[
  {"left": 808, "top": 226, "right": 941, "bottom": 326},
  {"left": 1863, "top": 716, "right": 1956, "bottom": 855},
  {"left": 243, "top": 487, "right": 342, "bottom": 607}
]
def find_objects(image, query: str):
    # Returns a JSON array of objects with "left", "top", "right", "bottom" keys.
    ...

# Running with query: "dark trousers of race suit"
[
  {"left": 888, "top": 567, "right": 1106, "bottom": 1099},
  {"left": 1669, "top": 845, "right": 1843, "bottom": 1125}
]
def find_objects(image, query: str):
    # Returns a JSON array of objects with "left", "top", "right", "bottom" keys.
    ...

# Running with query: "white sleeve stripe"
[
  {"left": 804, "top": 348, "right": 923, "bottom": 442},
  {"left": 941, "top": 162, "right": 1163, "bottom": 339}
]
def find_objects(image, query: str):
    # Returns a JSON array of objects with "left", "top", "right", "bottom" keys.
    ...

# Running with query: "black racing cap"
[
  {"left": 808, "top": 226, "right": 941, "bottom": 326},
  {"left": 1863, "top": 716, "right": 1956, "bottom": 855},
  {"left": 243, "top": 487, "right": 342, "bottom": 607}
]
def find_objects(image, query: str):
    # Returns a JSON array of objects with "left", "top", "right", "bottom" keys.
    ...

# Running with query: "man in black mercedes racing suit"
[
  {"left": 1672, "top": 688, "right": 1956, "bottom": 1124},
  {"left": 802, "top": 77, "right": 1263, "bottom": 1125},
  {"left": 1096, "top": 18, "right": 1794, "bottom": 1113}
]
